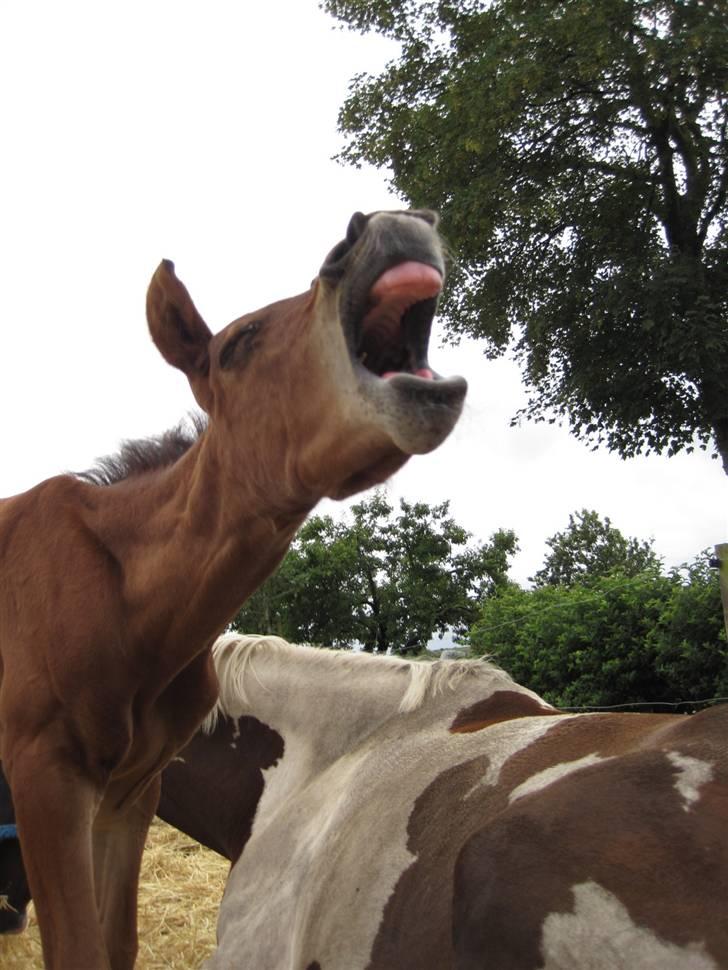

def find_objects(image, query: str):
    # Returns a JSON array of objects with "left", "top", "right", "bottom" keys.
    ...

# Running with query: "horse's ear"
[{"left": 146, "top": 259, "right": 214, "bottom": 412}]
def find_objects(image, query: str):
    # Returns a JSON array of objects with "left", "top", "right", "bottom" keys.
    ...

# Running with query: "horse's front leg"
[
  {"left": 94, "top": 775, "right": 161, "bottom": 970},
  {"left": 6, "top": 739, "right": 110, "bottom": 970}
]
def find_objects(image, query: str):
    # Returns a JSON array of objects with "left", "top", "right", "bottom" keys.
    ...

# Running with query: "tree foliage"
[
  {"left": 325, "top": 0, "right": 728, "bottom": 470},
  {"left": 469, "top": 554, "right": 727, "bottom": 708},
  {"left": 532, "top": 508, "right": 661, "bottom": 586},
  {"left": 231, "top": 491, "right": 517, "bottom": 654}
]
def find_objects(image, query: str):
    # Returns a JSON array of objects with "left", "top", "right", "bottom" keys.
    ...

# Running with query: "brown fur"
[
  {"left": 453, "top": 710, "right": 728, "bottom": 969},
  {"left": 158, "top": 714, "right": 284, "bottom": 864},
  {"left": 449, "top": 690, "right": 560, "bottom": 733}
]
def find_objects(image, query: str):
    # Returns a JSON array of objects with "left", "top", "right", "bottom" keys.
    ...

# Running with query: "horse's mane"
[
  {"left": 76, "top": 412, "right": 207, "bottom": 486},
  {"left": 203, "top": 633, "right": 507, "bottom": 733}
]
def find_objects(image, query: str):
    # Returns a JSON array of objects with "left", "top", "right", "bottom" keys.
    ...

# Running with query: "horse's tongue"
[
  {"left": 361, "top": 261, "right": 442, "bottom": 336},
  {"left": 369, "top": 261, "right": 442, "bottom": 304},
  {"left": 383, "top": 368, "right": 434, "bottom": 380}
]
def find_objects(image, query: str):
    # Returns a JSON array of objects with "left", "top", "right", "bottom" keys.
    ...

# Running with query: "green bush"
[{"left": 468, "top": 557, "right": 727, "bottom": 708}]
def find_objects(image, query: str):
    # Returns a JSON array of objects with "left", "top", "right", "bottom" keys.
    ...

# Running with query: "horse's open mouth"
[
  {"left": 319, "top": 209, "right": 467, "bottom": 465},
  {"left": 354, "top": 261, "right": 443, "bottom": 382}
]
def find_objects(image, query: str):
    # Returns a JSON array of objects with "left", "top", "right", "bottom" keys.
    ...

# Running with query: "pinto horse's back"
[{"left": 453, "top": 705, "right": 728, "bottom": 970}]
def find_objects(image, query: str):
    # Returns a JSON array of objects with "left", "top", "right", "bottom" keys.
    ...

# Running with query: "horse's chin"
[
  {"left": 320, "top": 371, "right": 466, "bottom": 501},
  {"left": 357, "top": 369, "right": 468, "bottom": 455}
]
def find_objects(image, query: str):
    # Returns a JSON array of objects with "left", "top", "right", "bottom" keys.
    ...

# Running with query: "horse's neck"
[{"left": 86, "top": 437, "right": 312, "bottom": 659}]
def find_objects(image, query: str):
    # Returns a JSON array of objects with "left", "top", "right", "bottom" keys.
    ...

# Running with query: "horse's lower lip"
[{"left": 355, "top": 371, "right": 467, "bottom": 457}]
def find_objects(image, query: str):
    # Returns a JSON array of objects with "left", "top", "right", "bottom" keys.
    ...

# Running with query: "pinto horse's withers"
[{"left": 0, "top": 210, "right": 466, "bottom": 970}]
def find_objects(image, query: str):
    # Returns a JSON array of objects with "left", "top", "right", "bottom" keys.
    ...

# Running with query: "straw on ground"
[{"left": 0, "top": 819, "right": 229, "bottom": 969}]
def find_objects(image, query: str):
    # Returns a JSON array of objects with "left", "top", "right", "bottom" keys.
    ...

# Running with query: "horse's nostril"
[
  {"left": 346, "top": 211, "right": 368, "bottom": 246},
  {"left": 320, "top": 212, "right": 370, "bottom": 280}
]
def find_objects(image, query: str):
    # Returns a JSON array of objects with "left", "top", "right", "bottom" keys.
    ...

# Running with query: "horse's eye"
[{"left": 219, "top": 320, "right": 263, "bottom": 371}]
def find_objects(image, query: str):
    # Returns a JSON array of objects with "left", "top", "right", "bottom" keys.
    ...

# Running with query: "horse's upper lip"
[{"left": 347, "top": 260, "right": 444, "bottom": 382}]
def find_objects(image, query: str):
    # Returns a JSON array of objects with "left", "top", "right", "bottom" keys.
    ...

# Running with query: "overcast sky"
[{"left": 1, "top": 1, "right": 725, "bottom": 587}]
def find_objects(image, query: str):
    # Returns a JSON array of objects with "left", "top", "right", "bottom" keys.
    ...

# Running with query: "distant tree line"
[
  {"left": 233, "top": 499, "right": 726, "bottom": 708},
  {"left": 470, "top": 512, "right": 727, "bottom": 709},
  {"left": 231, "top": 491, "right": 517, "bottom": 655}
]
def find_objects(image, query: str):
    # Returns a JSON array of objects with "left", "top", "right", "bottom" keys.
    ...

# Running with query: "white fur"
[
  {"left": 540, "top": 881, "right": 718, "bottom": 969},
  {"left": 206, "top": 633, "right": 509, "bottom": 727},
  {"left": 509, "top": 753, "right": 609, "bottom": 804},
  {"left": 666, "top": 750, "right": 714, "bottom": 812}
]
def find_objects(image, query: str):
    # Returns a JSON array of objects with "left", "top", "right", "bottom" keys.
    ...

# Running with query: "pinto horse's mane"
[
  {"left": 204, "top": 633, "right": 507, "bottom": 732},
  {"left": 76, "top": 412, "right": 207, "bottom": 486}
]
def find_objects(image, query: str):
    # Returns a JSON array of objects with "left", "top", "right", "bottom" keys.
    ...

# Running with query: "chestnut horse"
[
  {"left": 0, "top": 209, "right": 466, "bottom": 970},
  {"left": 177, "top": 636, "right": 727, "bottom": 969}
]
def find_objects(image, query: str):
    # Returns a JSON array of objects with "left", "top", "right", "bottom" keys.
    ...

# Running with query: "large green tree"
[
  {"left": 325, "top": 0, "right": 728, "bottom": 471},
  {"left": 532, "top": 508, "right": 661, "bottom": 586},
  {"left": 232, "top": 491, "right": 517, "bottom": 654}
]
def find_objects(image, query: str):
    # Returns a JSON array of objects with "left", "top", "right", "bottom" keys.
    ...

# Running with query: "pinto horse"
[
  {"left": 160, "top": 634, "right": 728, "bottom": 970},
  {"left": 0, "top": 209, "right": 466, "bottom": 970}
]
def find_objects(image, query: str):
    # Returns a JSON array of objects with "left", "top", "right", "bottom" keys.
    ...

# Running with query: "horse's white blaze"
[
  {"left": 666, "top": 751, "right": 714, "bottom": 812},
  {"left": 540, "top": 881, "right": 718, "bottom": 970},
  {"left": 508, "top": 753, "right": 608, "bottom": 804}
]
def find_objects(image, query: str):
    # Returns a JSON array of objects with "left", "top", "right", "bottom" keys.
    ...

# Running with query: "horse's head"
[{"left": 145, "top": 210, "right": 466, "bottom": 504}]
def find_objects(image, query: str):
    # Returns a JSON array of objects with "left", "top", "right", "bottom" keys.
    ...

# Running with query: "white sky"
[{"left": 1, "top": 1, "right": 725, "bottom": 587}]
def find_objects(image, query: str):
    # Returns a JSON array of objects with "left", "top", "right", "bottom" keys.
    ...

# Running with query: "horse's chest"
[
  {"left": 117, "top": 652, "right": 218, "bottom": 784},
  {"left": 162, "top": 653, "right": 218, "bottom": 735}
]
